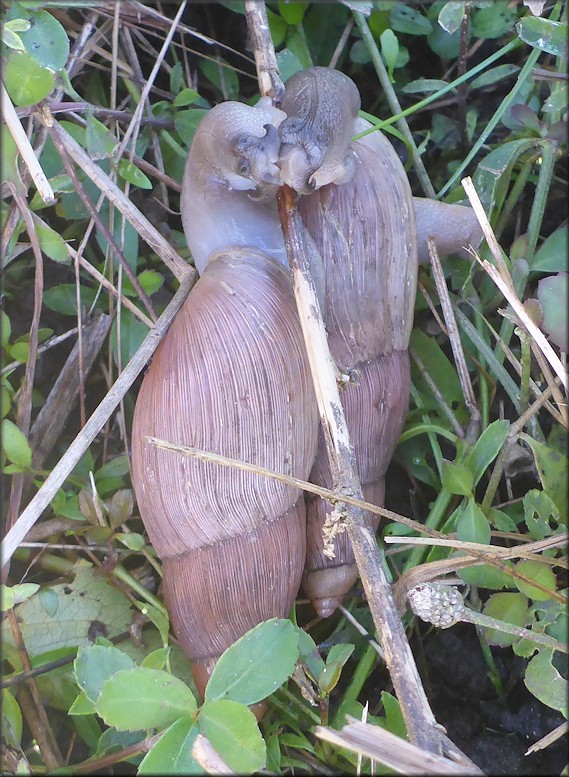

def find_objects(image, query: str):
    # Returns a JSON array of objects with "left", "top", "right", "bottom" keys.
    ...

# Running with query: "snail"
[{"left": 131, "top": 66, "right": 483, "bottom": 687}]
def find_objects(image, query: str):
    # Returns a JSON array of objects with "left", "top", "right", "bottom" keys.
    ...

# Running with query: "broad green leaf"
[
  {"left": 18, "top": 9, "right": 69, "bottom": 71},
  {"left": 390, "top": 2, "right": 432, "bottom": 35},
  {"left": 173, "top": 88, "right": 200, "bottom": 107},
  {"left": 11, "top": 583, "right": 40, "bottom": 606},
  {"left": 517, "top": 17, "right": 568, "bottom": 57},
  {"left": 141, "top": 647, "right": 171, "bottom": 670},
  {"left": 138, "top": 716, "right": 201, "bottom": 774},
  {"left": 537, "top": 273, "right": 567, "bottom": 352},
  {"left": 94, "top": 727, "right": 145, "bottom": 759},
  {"left": 456, "top": 498, "right": 491, "bottom": 544},
  {"left": 470, "top": 64, "right": 520, "bottom": 89},
  {"left": 1, "top": 691, "right": 23, "bottom": 748},
  {"left": 34, "top": 217, "right": 69, "bottom": 263},
  {"left": 277, "top": 1, "right": 306, "bottom": 25},
  {"left": 521, "top": 435, "right": 568, "bottom": 523},
  {"left": 1, "top": 126, "right": 25, "bottom": 195},
  {"left": 95, "top": 455, "right": 130, "bottom": 481},
  {"left": 523, "top": 489, "right": 560, "bottom": 540},
  {"left": 409, "top": 329, "right": 466, "bottom": 424},
  {"left": 68, "top": 690, "right": 97, "bottom": 715},
  {"left": 472, "top": 2, "right": 517, "bottom": 39},
  {"left": 199, "top": 58, "right": 239, "bottom": 100},
  {"left": 111, "top": 313, "right": 147, "bottom": 368},
  {"left": 2, "top": 25, "right": 28, "bottom": 52},
  {"left": 1, "top": 310, "right": 12, "bottom": 348},
  {"left": 175, "top": 109, "right": 209, "bottom": 147},
  {"left": 402, "top": 78, "right": 450, "bottom": 94},
  {"left": 524, "top": 649, "right": 568, "bottom": 714},
  {"left": 380, "top": 29, "right": 399, "bottom": 82},
  {"left": 74, "top": 644, "right": 136, "bottom": 703},
  {"left": 1, "top": 586, "right": 15, "bottom": 612},
  {"left": 266, "top": 7, "right": 287, "bottom": 47},
  {"left": 473, "top": 139, "right": 537, "bottom": 218},
  {"left": 482, "top": 592, "right": 529, "bottom": 647},
  {"left": 1, "top": 564, "right": 134, "bottom": 665},
  {"left": 319, "top": 643, "right": 355, "bottom": 694},
  {"left": 117, "top": 159, "right": 152, "bottom": 189},
  {"left": 442, "top": 460, "right": 473, "bottom": 496},
  {"left": 199, "top": 699, "right": 265, "bottom": 773},
  {"left": 296, "top": 628, "right": 325, "bottom": 681},
  {"left": 43, "top": 284, "right": 98, "bottom": 315},
  {"left": 458, "top": 560, "right": 516, "bottom": 590},
  {"left": 276, "top": 48, "right": 304, "bottom": 82},
  {"left": 465, "top": 419, "right": 510, "bottom": 486},
  {"left": 438, "top": 1, "right": 465, "bottom": 34},
  {"left": 286, "top": 26, "right": 313, "bottom": 69},
  {"left": 2, "top": 419, "right": 32, "bottom": 467},
  {"left": 97, "top": 668, "right": 197, "bottom": 731},
  {"left": 513, "top": 560, "right": 557, "bottom": 601},
  {"left": 205, "top": 618, "right": 299, "bottom": 705},
  {"left": 379, "top": 691, "right": 407, "bottom": 739},
  {"left": 532, "top": 227, "right": 568, "bottom": 273},
  {"left": 115, "top": 532, "right": 146, "bottom": 551},
  {"left": 86, "top": 114, "right": 117, "bottom": 160},
  {"left": 4, "top": 51, "right": 55, "bottom": 106}
]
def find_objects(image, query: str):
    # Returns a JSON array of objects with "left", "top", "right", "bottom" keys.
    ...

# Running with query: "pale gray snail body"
[{"left": 131, "top": 66, "right": 482, "bottom": 685}]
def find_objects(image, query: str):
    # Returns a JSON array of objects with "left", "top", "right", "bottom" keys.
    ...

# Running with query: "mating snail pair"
[{"left": 131, "top": 67, "right": 482, "bottom": 694}]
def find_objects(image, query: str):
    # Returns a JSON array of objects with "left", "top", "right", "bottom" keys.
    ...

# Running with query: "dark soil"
[{"left": 422, "top": 623, "right": 566, "bottom": 775}]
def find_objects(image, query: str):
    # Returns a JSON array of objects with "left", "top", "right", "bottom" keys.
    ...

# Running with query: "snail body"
[
  {"left": 131, "top": 66, "right": 484, "bottom": 681},
  {"left": 131, "top": 103, "right": 319, "bottom": 693}
]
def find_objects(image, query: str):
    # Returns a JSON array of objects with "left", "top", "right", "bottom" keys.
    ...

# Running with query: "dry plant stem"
[
  {"left": 45, "top": 118, "right": 190, "bottom": 281},
  {"left": 29, "top": 314, "right": 113, "bottom": 469},
  {"left": 1, "top": 273, "right": 196, "bottom": 565},
  {"left": 526, "top": 721, "right": 568, "bottom": 755},
  {"left": 462, "top": 176, "right": 567, "bottom": 392},
  {"left": 245, "top": 0, "right": 285, "bottom": 101},
  {"left": 328, "top": 17, "right": 355, "bottom": 69},
  {"left": 427, "top": 237, "right": 480, "bottom": 441},
  {"left": 192, "top": 735, "right": 235, "bottom": 775},
  {"left": 6, "top": 186, "right": 44, "bottom": 542},
  {"left": 146, "top": 440, "right": 440, "bottom": 538},
  {"left": 69, "top": 246, "right": 154, "bottom": 327},
  {"left": 7, "top": 609, "right": 64, "bottom": 770},
  {"left": 44, "top": 123, "right": 157, "bottom": 323},
  {"left": 460, "top": 607, "right": 567, "bottom": 654},
  {"left": 315, "top": 717, "right": 481, "bottom": 775},
  {"left": 1, "top": 84, "right": 55, "bottom": 204},
  {"left": 276, "top": 185, "right": 440, "bottom": 754},
  {"left": 338, "top": 605, "right": 385, "bottom": 660}
]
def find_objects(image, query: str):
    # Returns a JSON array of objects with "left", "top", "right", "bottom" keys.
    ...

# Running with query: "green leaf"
[
  {"left": 74, "top": 644, "right": 136, "bottom": 703},
  {"left": 532, "top": 227, "right": 568, "bottom": 273},
  {"left": 199, "top": 58, "right": 239, "bottom": 100},
  {"left": 472, "top": 2, "right": 517, "bottom": 39},
  {"left": 141, "top": 647, "right": 171, "bottom": 670},
  {"left": 473, "top": 139, "right": 537, "bottom": 218},
  {"left": 97, "top": 668, "right": 197, "bottom": 731},
  {"left": 380, "top": 29, "right": 399, "bottom": 82},
  {"left": 175, "top": 109, "right": 209, "bottom": 147},
  {"left": 438, "top": 1, "right": 465, "bottom": 34},
  {"left": 1, "top": 691, "right": 23, "bottom": 748},
  {"left": 442, "top": 460, "right": 473, "bottom": 496},
  {"left": 95, "top": 454, "right": 130, "bottom": 481},
  {"left": 2, "top": 419, "right": 32, "bottom": 467},
  {"left": 296, "top": 628, "right": 325, "bottom": 681},
  {"left": 319, "top": 643, "right": 355, "bottom": 694},
  {"left": 199, "top": 699, "right": 265, "bottom": 773},
  {"left": 277, "top": 1, "right": 306, "bottom": 25},
  {"left": 513, "top": 560, "right": 557, "bottom": 601},
  {"left": 68, "top": 690, "right": 97, "bottom": 715},
  {"left": 456, "top": 498, "right": 491, "bottom": 544},
  {"left": 521, "top": 435, "right": 568, "bottom": 523},
  {"left": 390, "top": 2, "right": 432, "bottom": 35},
  {"left": 409, "top": 329, "right": 466, "bottom": 424},
  {"left": 117, "top": 159, "right": 152, "bottom": 189},
  {"left": 18, "top": 9, "right": 69, "bottom": 71},
  {"left": 523, "top": 489, "right": 560, "bottom": 540},
  {"left": 115, "top": 532, "right": 145, "bottom": 551},
  {"left": 205, "top": 618, "right": 299, "bottom": 705},
  {"left": 86, "top": 114, "right": 117, "bottom": 160},
  {"left": 173, "top": 88, "right": 200, "bottom": 107},
  {"left": 276, "top": 48, "right": 303, "bottom": 82},
  {"left": 266, "top": 7, "right": 287, "bottom": 47},
  {"left": 1, "top": 586, "right": 15, "bottom": 612},
  {"left": 537, "top": 273, "right": 567, "bottom": 352},
  {"left": 1, "top": 310, "right": 12, "bottom": 348},
  {"left": 482, "top": 592, "right": 529, "bottom": 647},
  {"left": 43, "top": 284, "right": 97, "bottom": 315},
  {"left": 138, "top": 716, "right": 201, "bottom": 774},
  {"left": 517, "top": 17, "right": 568, "bottom": 57},
  {"left": 4, "top": 51, "right": 55, "bottom": 106},
  {"left": 137, "top": 269, "right": 164, "bottom": 297},
  {"left": 111, "top": 313, "right": 147, "bottom": 368},
  {"left": 465, "top": 419, "right": 510, "bottom": 486},
  {"left": 379, "top": 691, "right": 407, "bottom": 738},
  {"left": 524, "top": 649, "right": 568, "bottom": 714},
  {"left": 470, "top": 64, "right": 520, "bottom": 90},
  {"left": 402, "top": 78, "right": 450, "bottom": 94},
  {"left": 1, "top": 126, "right": 26, "bottom": 195},
  {"left": 33, "top": 216, "right": 69, "bottom": 263},
  {"left": 11, "top": 583, "right": 40, "bottom": 606}
]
